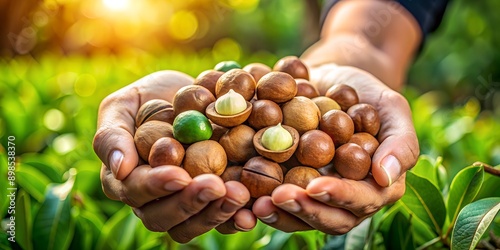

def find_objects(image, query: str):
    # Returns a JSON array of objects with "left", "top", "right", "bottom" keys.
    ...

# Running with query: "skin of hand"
[
  {"left": 251, "top": 0, "right": 422, "bottom": 234},
  {"left": 93, "top": 70, "right": 257, "bottom": 243}
]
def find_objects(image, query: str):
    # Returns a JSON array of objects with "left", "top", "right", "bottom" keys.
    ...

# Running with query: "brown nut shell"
[
  {"left": 247, "top": 100, "right": 283, "bottom": 130},
  {"left": 205, "top": 101, "right": 252, "bottom": 127},
  {"left": 348, "top": 132, "right": 379, "bottom": 157},
  {"left": 347, "top": 103, "right": 381, "bottom": 136},
  {"left": 219, "top": 125, "right": 257, "bottom": 163},
  {"left": 183, "top": 140, "right": 227, "bottom": 177},
  {"left": 312, "top": 96, "right": 341, "bottom": 116},
  {"left": 209, "top": 122, "right": 230, "bottom": 141},
  {"left": 148, "top": 137, "right": 185, "bottom": 167},
  {"left": 243, "top": 63, "right": 272, "bottom": 83},
  {"left": 319, "top": 109, "right": 354, "bottom": 147},
  {"left": 136, "top": 99, "right": 174, "bottom": 127},
  {"left": 273, "top": 56, "right": 309, "bottom": 80},
  {"left": 173, "top": 85, "right": 216, "bottom": 116},
  {"left": 284, "top": 166, "right": 321, "bottom": 189},
  {"left": 215, "top": 69, "right": 256, "bottom": 101},
  {"left": 281, "top": 96, "right": 321, "bottom": 135},
  {"left": 193, "top": 70, "right": 224, "bottom": 96},
  {"left": 295, "top": 79, "right": 319, "bottom": 98},
  {"left": 241, "top": 156, "right": 283, "bottom": 198},
  {"left": 253, "top": 125, "right": 299, "bottom": 163},
  {"left": 295, "top": 130, "right": 335, "bottom": 169},
  {"left": 325, "top": 84, "right": 359, "bottom": 111},
  {"left": 256, "top": 72, "right": 297, "bottom": 103},
  {"left": 134, "top": 121, "right": 174, "bottom": 162},
  {"left": 333, "top": 143, "right": 371, "bottom": 180},
  {"left": 220, "top": 165, "right": 243, "bottom": 182}
]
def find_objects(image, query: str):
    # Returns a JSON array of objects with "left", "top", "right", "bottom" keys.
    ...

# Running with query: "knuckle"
[
  {"left": 118, "top": 188, "right": 142, "bottom": 208},
  {"left": 178, "top": 201, "right": 201, "bottom": 217}
]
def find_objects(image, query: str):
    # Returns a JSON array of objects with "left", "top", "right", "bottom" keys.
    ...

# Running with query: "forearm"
[{"left": 301, "top": 0, "right": 422, "bottom": 92}]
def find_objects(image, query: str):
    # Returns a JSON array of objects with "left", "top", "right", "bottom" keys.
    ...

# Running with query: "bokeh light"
[
  {"left": 169, "top": 10, "right": 199, "bottom": 40},
  {"left": 44, "top": 109, "right": 65, "bottom": 131},
  {"left": 102, "top": 0, "right": 130, "bottom": 11}
]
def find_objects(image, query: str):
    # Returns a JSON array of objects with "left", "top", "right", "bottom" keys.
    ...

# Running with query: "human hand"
[
  {"left": 93, "top": 70, "right": 256, "bottom": 242},
  {"left": 252, "top": 64, "right": 419, "bottom": 234}
]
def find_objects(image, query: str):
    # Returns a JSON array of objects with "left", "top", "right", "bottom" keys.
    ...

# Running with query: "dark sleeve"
[{"left": 321, "top": 0, "right": 450, "bottom": 37}]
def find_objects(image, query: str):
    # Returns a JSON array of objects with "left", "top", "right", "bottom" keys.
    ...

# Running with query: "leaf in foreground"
[
  {"left": 446, "top": 165, "right": 483, "bottom": 225},
  {"left": 400, "top": 171, "right": 446, "bottom": 234},
  {"left": 451, "top": 197, "right": 500, "bottom": 250},
  {"left": 32, "top": 169, "right": 76, "bottom": 250}
]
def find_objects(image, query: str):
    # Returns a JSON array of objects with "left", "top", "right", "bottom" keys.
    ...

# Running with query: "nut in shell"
[
  {"left": 253, "top": 125, "right": 299, "bottom": 163},
  {"left": 325, "top": 84, "right": 359, "bottom": 111},
  {"left": 319, "top": 109, "right": 354, "bottom": 147},
  {"left": 284, "top": 166, "right": 321, "bottom": 189},
  {"left": 148, "top": 137, "right": 185, "bottom": 167},
  {"left": 173, "top": 85, "right": 216, "bottom": 116},
  {"left": 247, "top": 99, "right": 283, "bottom": 130},
  {"left": 347, "top": 103, "right": 380, "bottom": 136},
  {"left": 281, "top": 96, "right": 321, "bottom": 135},
  {"left": 273, "top": 56, "right": 309, "bottom": 80},
  {"left": 136, "top": 99, "right": 175, "bottom": 127},
  {"left": 183, "top": 140, "right": 227, "bottom": 177},
  {"left": 241, "top": 156, "right": 283, "bottom": 198},
  {"left": 295, "top": 130, "right": 335, "bottom": 169},
  {"left": 219, "top": 125, "right": 257, "bottom": 163},
  {"left": 256, "top": 72, "right": 297, "bottom": 103},
  {"left": 134, "top": 121, "right": 174, "bottom": 162},
  {"left": 215, "top": 69, "right": 256, "bottom": 101},
  {"left": 333, "top": 143, "right": 371, "bottom": 180}
]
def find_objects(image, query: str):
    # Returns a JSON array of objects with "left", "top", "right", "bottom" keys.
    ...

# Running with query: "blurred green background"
[{"left": 0, "top": 0, "right": 499, "bottom": 249}]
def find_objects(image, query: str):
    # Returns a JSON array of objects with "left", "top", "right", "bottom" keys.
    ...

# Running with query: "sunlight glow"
[{"left": 102, "top": 0, "right": 130, "bottom": 11}]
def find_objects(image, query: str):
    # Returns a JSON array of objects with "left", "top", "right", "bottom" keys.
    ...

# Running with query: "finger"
[
  {"left": 252, "top": 196, "right": 313, "bottom": 232},
  {"left": 372, "top": 90, "right": 419, "bottom": 187},
  {"left": 271, "top": 184, "right": 361, "bottom": 235},
  {"left": 306, "top": 175, "right": 406, "bottom": 218},
  {"left": 93, "top": 71, "right": 193, "bottom": 180},
  {"left": 168, "top": 181, "right": 251, "bottom": 242},
  {"left": 100, "top": 164, "right": 192, "bottom": 207},
  {"left": 215, "top": 209, "right": 257, "bottom": 234},
  {"left": 133, "top": 174, "right": 226, "bottom": 233}
]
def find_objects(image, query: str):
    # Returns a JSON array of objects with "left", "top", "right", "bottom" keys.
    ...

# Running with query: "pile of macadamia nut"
[{"left": 134, "top": 56, "right": 380, "bottom": 200}]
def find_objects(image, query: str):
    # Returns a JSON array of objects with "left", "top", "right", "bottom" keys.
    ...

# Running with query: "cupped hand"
[
  {"left": 93, "top": 70, "right": 256, "bottom": 242},
  {"left": 252, "top": 64, "right": 419, "bottom": 234}
]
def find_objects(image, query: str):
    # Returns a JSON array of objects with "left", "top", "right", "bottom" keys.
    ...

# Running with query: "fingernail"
[
  {"left": 109, "top": 150, "right": 124, "bottom": 178},
  {"left": 308, "top": 191, "right": 330, "bottom": 203},
  {"left": 164, "top": 179, "right": 189, "bottom": 192},
  {"left": 234, "top": 223, "right": 251, "bottom": 232},
  {"left": 221, "top": 198, "right": 242, "bottom": 213},
  {"left": 258, "top": 213, "right": 278, "bottom": 224},
  {"left": 380, "top": 155, "right": 401, "bottom": 187},
  {"left": 276, "top": 199, "right": 301, "bottom": 213},
  {"left": 198, "top": 189, "right": 223, "bottom": 203}
]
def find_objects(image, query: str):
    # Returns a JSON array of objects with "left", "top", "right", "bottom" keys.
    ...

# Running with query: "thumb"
[
  {"left": 93, "top": 92, "right": 140, "bottom": 180},
  {"left": 371, "top": 91, "right": 420, "bottom": 187}
]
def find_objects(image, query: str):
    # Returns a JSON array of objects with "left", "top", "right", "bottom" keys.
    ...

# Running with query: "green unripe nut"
[
  {"left": 215, "top": 89, "right": 247, "bottom": 115},
  {"left": 261, "top": 123, "right": 293, "bottom": 151},
  {"left": 214, "top": 61, "right": 241, "bottom": 72}
]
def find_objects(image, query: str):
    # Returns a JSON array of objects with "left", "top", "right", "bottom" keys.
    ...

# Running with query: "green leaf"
[
  {"left": 32, "top": 169, "right": 76, "bottom": 250},
  {"left": 475, "top": 165, "right": 500, "bottom": 200},
  {"left": 16, "top": 163, "right": 52, "bottom": 202},
  {"left": 15, "top": 190, "right": 33, "bottom": 250},
  {"left": 400, "top": 171, "right": 446, "bottom": 234},
  {"left": 447, "top": 165, "right": 484, "bottom": 224},
  {"left": 96, "top": 205, "right": 139, "bottom": 250},
  {"left": 386, "top": 212, "right": 415, "bottom": 250},
  {"left": 451, "top": 197, "right": 500, "bottom": 250},
  {"left": 345, "top": 218, "right": 371, "bottom": 250},
  {"left": 411, "top": 155, "right": 440, "bottom": 188}
]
